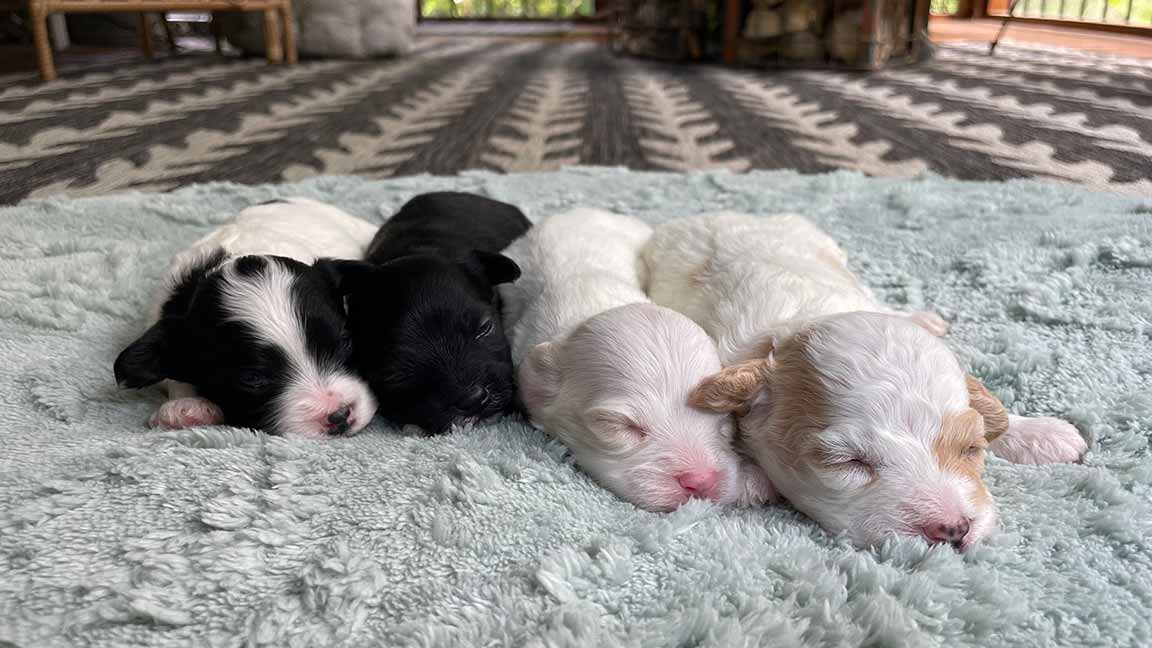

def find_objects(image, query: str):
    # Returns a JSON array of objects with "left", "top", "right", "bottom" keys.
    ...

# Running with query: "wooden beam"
[
  {"left": 722, "top": 0, "right": 740, "bottom": 63},
  {"left": 45, "top": 1, "right": 285, "bottom": 11}
]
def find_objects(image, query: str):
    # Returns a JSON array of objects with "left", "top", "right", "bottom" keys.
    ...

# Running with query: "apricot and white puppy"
[
  {"left": 501, "top": 209, "right": 773, "bottom": 511},
  {"left": 643, "top": 212, "right": 1086, "bottom": 548},
  {"left": 643, "top": 212, "right": 949, "bottom": 360}
]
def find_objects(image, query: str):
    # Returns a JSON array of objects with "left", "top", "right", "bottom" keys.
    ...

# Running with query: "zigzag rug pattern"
[{"left": 1, "top": 38, "right": 1149, "bottom": 203}]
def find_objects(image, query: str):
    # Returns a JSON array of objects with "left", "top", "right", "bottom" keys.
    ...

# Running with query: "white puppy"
[
  {"left": 501, "top": 208, "right": 773, "bottom": 511},
  {"left": 643, "top": 212, "right": 1086, "bottom": 548},
  {"left": 115, "top": 197, "right": 379, "bottom": 439}
]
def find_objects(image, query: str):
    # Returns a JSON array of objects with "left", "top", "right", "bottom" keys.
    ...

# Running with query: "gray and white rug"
[{"left": 1, "top": 37, "right": 1150, "bottom": 204}]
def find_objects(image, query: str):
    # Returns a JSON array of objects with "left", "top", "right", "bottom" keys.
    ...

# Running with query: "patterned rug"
[{"left": 1, "top": 37, "right": 1150, "bottom": 204}]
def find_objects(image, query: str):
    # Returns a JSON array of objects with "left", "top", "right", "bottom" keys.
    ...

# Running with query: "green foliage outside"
[
  {"left": 421, "top": 0, "right": 595, "bottom": 18},
  {"left": 930, "top": 0, "right": 963, "bottom": 12},
  {"left": 931, "top": 0, "right": 1152, "bottom": 23},
  {"left": 422, "top": 0, "right": 1148, "bottom": 23}
]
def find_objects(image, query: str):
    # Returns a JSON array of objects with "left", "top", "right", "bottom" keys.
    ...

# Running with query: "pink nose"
[
  {"left": 922, "top": 519, "right": 971, "bottom": 545},
  {"left": 677, "top": 470, "right": 720, "bottom": 497}
]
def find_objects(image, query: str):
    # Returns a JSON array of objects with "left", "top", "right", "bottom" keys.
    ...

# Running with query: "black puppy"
[{"left": 321, "top": 192, "right": 531, "bottom": 434}]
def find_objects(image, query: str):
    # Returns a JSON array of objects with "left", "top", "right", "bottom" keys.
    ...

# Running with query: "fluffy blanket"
[{"left": 1, "top": 168, "right": 1150, "bottom": 648}]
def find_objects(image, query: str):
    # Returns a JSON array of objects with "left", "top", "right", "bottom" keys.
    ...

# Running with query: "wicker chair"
[{"left": 29, "top": 0, "right": 297, "bottom": 81}]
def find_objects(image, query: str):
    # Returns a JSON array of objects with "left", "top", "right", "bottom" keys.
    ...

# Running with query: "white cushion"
[{"left": 222, "top": 0, "right": 416, "bottom": 58}]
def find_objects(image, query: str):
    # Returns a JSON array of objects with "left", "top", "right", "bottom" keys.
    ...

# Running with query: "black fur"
[
  {"left": 365, "top": 192, "right": 532, "bottom": 262},
  {"left": 114, "top": 252, "right": 354, "bottom": 433},
  {"left": 322, "top": 192, "right": 531, "bottom": 434}
]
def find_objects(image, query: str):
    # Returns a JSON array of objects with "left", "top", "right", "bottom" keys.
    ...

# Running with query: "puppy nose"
[
  {"left": 326, "top": 406, "right": 351, "bottom": 433},
  {"left": 677, "top": 470, "right": 720, "bottom": 497},
  {"left": 327, "top": 407, "right": 350, "bottom": 425},
  {"left": 922, "top": 519, "right": 971, "bottom": 545}
]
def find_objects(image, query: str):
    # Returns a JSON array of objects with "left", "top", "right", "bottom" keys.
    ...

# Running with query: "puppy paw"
[
  {"left": 728, "top": 460, "right": 779, "bottom": 507},
  {"left": 990, "top": 415, "right": 1088, "bottom": 465},
  {"left": 907, "top": 311, "right": 950, "bottom": 336},
  {"left": 149, "top": 398, "right": 225, "bottom": 430}
]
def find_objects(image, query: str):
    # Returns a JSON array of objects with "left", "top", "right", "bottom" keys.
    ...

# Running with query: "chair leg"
[
  {"left": 989, "top": 0, "right": 1021, "bottom": 55},
  {"left": 210, "top": 11, "right": 224, "bottom": 55},
  {"left": 263, "top": 9, "right": 283, "bottom": 63},
  {"left": 138, "top": 13, "right": 155, "bottom": 59},
  {"left": 280, "top": 1, "right": 297, "bottom": 64},
  {"left": 30, "top": 0, "right": 56, "bottom": 81},
  {"left": 160, "top": 13, "right": 178, "bottom": 54}
]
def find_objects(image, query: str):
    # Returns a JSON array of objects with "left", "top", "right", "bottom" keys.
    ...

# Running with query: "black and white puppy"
[
  {"left": 327, "top": 192, "right": 531, "bottom": 434},
  {"left": 114, "top": 197, "right": 379, "bottom": 439}
]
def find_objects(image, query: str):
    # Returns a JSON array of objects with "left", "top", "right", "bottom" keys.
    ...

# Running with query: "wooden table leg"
[
  {"left": 723, "top": 0, "right": 741, "bottom": 63},
  {"left": 280, "top": 1, "right": 297, "bottom": 64},
  {"left": 30, "top": 0, "right": 56, "bottom": 81},
  {"left": 138, "top": 12, "right": 155, "bottom": 59},
  {"left": 263, "top": 8, "right": 284, "bottom": 63}
]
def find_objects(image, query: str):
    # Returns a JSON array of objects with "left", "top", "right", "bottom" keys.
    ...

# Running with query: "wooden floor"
[{"left": 929, "top": 17, "right": 1152, "bottom": 59}]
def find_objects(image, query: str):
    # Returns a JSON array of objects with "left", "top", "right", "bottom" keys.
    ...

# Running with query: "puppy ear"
[
  {"left": 518, "top": 342, "right": 561, "bottom": 413},
  {"left": 313, "top": 258, "right": 379, "bottom": 295},
  {"left": 114, "top": 320, "right": 175, "bottom": 388},
  {"left": 466, "top": 250, "right": 521, "bottom": 286},
  {"left": 965, "top": 375, "right": 1009, "bottom": 443},
  {"left": 690, "top": 358, "right": 774, "bottom": 416}
]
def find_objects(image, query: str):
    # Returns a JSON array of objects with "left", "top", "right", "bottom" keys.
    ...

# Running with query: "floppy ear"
[
  {"left": 966, "top": 375, "right": 1009, "bottom": 443},
  {"left": 313, "top": 258, "right": 379, "bottom": 295},
  {"left": 518, "top": 342, "right": 561, "bottom": 414},
  {"left": 114, "top": 320, "right": 175, "bottom": 388},
  {"left": 689, "top": 358, "right": 774, "bottom": 416},
  {"left": 466, "top": 250, "right": 521, "bottom": 286}
]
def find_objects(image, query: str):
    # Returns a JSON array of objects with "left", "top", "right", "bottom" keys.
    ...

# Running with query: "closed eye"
[
  {"left": 825, "top": 455, "right": 877, "bottom": 476},
  {"left": 824, "top": 458, "right": 877, "bottom": 494},
  {"left": 476, "top": 317, "right": 494, "bottom": 338},
  {"left": 829, "top": 457, "right": 871, "bottom": 469},
  {"left": 238, "top": 370, "right": 273, "bottom": 392},
  {"left": 586, "top": 409, "right": 647, "bottom": 445}
]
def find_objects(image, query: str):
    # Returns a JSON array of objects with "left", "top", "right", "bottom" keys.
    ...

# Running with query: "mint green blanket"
[{"left": 1, "top": 169, "right": 1150, "bottom": 647}]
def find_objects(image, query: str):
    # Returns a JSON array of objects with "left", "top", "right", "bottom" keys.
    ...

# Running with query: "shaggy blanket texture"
[{"left": 0, "top": 168, "right": 1150, "bottom": 648}]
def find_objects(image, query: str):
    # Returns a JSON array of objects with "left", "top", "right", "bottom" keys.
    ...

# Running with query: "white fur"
[
  {"left": 643, "top": 212, "right": 1085, "bottom": 547},
  {"left": 500, "top": 208, "right": 654, "bottom": 364},
  {"left": 154, "top": 197, "right": 379, "bottom": 321},
  {"left": 147, "top": 197, "right": 378, "bottom": 439},
  {"left": 501, "top": 209, "right": 774, "bottom": 511},
  {"left": 642, "top": 211, "right": 936, "bottom": 363},
  {"left": 993, "top": 415, "right": 1088, "bottom": 465}
]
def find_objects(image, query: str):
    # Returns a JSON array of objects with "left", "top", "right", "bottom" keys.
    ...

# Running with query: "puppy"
[
  {"left": 643, "top": 212, "right": 1086, "bottom": 548},
  {"left": 114, "top": 197, "right": 378, "bottom": 439},
  {"left": 325, "top": 192, "right": 530, "bottom": 434},
  {"left": 503, "top": 208, "right": 774, "bottom": 511}
]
